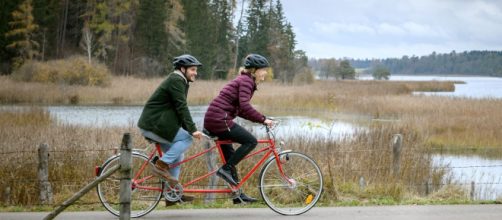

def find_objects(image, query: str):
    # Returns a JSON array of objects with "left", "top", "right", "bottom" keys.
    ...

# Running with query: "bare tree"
[{"left": 80, "top": 24, "right": 94, "bottom": 64}]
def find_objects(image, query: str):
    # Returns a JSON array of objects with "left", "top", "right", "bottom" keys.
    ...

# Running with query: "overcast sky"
[{"left": 241, "top": 0, "right": 502, "bottom": 59}]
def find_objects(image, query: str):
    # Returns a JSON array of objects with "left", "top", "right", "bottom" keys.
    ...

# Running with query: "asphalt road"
[{"left": 1, "top": 205, "right": 501, "bottom": 220}]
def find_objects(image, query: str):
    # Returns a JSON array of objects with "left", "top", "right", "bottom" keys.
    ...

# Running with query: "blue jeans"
[{"left": 159, "top": 128, "right": 193, "bottom": 179}]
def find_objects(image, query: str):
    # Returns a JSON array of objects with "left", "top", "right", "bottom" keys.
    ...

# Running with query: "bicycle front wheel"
[
  {"left": 97, "top": 152, "right": 162, "bottom": 218},
  {"left": 259, "top": 152, "right": 323, "bottom": 215}
]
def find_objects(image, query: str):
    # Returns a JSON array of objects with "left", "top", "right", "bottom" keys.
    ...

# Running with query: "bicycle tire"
[
  {"left": 259, "top": 152, "right": 323, "bottom": 215},
  {"left": 97, "top": 152, "right": 162, "bottom": 218}
]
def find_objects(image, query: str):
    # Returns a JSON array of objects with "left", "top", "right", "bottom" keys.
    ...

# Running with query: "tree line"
[
  {"left": 347, "top": 50, "right": 502, "bottom": 77},
  {"left": 1, "top": 0, "right": 310, "bottom": 82}
]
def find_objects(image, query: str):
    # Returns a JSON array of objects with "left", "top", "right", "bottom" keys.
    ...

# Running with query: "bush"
[
  {"left": 292, "top": 68, "right": 315, "bottom": 85},
  {"left": 12, "top": 56, "right": 111, "bottom": 86}
]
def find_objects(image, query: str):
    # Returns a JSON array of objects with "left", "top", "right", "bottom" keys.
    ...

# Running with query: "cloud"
[{"left": 280, "top": 0, "right": 502, "bottom": 58}]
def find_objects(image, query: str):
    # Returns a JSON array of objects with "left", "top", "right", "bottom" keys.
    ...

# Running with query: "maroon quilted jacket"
[{"left": 204, "top": 71, "right": 266, "bottom": 134}]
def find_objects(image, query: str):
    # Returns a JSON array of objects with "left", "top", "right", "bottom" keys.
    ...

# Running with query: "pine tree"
[
  {"left": 1, "top": 0, "right": 23, "bottom": 72},
  {"left": 240, "top": 0, "right": 301, "bottom": 82},
  {"left": 209, "top": 0, "right": 235, "bottom": 79},
  {"left": 337, "top": 60, "right": 356, "bottom": 80},
  {"left": 181, "top": 0, "right": 213, "bottom": 79},
  {"left": 32, "top": 0, "right": 59, "bottom": 61},
  {"left": 165, "top": 0, "right": 186, "bottom": 65},
  {"left": 242, "top": 0, "right": 269, "bottom": 59},
  {"left": 5, "top": 0, "right": 40, "bottom": 69},
  {"left": 88, "top": 1, "right": 114, "bottom": 62}
]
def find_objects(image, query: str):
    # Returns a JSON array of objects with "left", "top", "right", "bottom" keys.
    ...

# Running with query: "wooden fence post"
[
  {"left": 470, "top": 181, "right": 475, "bottom": 201},
  {"left": 425, "top": 178, "right": 432, "bottom": 196},
  {"left": 119, "top": 133, "right": 132, "bottom": 220},
  {"left": 3, "top": 187, "right": 11, "bottom": 205},
  {"left": 38, "top": 143, "right": 53, "bottom": 205},
  {"left": 391, "top": 134, "right": 403, "bottom": 177},
  {"left": 359, "top": 176, "right": 366, "bottom": 191}
]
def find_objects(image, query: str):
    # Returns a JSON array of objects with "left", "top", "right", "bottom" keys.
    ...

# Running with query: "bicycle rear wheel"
[
  {"left": 97, "top": 152, "right": 162, "bottom": 218},
  {"left": 259, "top": 152, "right": 323, "bottom": 215}
]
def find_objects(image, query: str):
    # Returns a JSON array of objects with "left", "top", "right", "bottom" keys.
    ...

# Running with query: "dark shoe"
[
  {"left": 233, "top": 193, "right": 258, "bottom": 204},
  {"left": 180, "top": 194, "right": 195, "bottom": 202},
  {"left": 217, "top": 165, "right": 239, "bottom": 186},
  {"left": 165, "top": 195, "right": 195, "bottom": 206},
  {"left": 151, "top": 160, "right": 178, "bottom": 185}
]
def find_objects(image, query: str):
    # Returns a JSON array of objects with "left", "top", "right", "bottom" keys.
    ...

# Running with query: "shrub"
[
  {"left": 12, "top": 56, "right": 111, "bottom": 86},
  {"left": 293, "top": 68, "right": 315, "bottom": 85}
]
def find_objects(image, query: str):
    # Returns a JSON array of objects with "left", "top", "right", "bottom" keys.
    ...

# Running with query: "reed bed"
[
  {"left": 1, "top": 107, "right": 451, "bottom": 206},
  {"left": 1, "top": 76, "right": 501, "bottom": 207}
]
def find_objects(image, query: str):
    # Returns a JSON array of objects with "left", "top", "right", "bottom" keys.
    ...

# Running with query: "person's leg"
[
  {"left": 159, "top": 128, "right": 195, "bottom": 204},
  {"left": 224, "top": 124, "right": 257, "bottom": 166},
  {"left": 164, "top": 152, "right": 182, "bottom": 178},
  {"left": 160, "top": 128, "right": 193, "bottom": 168},
  {"left": 219, "top": 143, "right": 234, "bottom": 164},
  {"left": 216, "top": 124, "right": 258, "bottom": 203},
  {"left": 216, "top": 124, "right": 257, "bottom": 186},
  {"left": 156, "top": 128, "right": 192, "bottom": 184}
]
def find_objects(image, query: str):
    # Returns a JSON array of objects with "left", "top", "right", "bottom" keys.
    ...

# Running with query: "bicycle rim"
[
  {"left": 97, "top": 153, "right": 162, "bottom": 218},
  {"left": 259, "top": 152, "right": 323, "bottom": 215}
]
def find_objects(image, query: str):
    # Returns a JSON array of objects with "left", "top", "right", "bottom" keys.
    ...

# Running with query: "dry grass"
[
  {"left": 0, "top": 107, "right": 436, "bottom": 206},
  {"left": 1, "top": 75, "right": 501, "bottom": 148},
  {"left": 1, "top": 76, "right": 501, "bottom": 207},
  {"left": 0, "top": 108, "right": 141, "bottom": 205},
  {"left": 0, "top": 76, "right": 162, "bottom": 105}
]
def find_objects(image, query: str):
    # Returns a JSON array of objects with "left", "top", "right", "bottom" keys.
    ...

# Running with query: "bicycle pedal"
[{"left": 151, "top": 156, "right": 159, "bottom": 164}]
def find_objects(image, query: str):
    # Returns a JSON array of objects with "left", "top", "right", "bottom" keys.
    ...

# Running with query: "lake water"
[
  {"left": 433, "top": 154, "right": 502, "bottom": 200},
  {"left": 33, "top": 105, "right": 358, "bottom": 141},
  {"left": 390, "top": 75, "right": 502, "bottom": 199},
  {"left": 390, "top": 75, "right": 502, "bottom": 99}
]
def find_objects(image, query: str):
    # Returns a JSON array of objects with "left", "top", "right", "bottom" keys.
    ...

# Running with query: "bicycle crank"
[{"left": 163, "top": 182, "right": 184, "bottom": 202}]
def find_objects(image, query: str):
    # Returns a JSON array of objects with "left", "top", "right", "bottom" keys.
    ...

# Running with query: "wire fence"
[{"left": 1, "top": 139, "right": 501, "bottom": 208}]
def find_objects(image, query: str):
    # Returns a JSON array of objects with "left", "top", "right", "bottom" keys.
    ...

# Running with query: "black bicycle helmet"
[
  {"left": 244, "top": 54, "right": 270, "bottom": 69},
  {"left": 173, "top": 54, "right": 202, "bottom": 68}
]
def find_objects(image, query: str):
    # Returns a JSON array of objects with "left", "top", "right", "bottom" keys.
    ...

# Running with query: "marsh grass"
[
  {"left": 0, "top": 107, "right": 444, "bottom": 207},
  {"left": 1, "top": 76, "right": 501, "bottom": 208}
]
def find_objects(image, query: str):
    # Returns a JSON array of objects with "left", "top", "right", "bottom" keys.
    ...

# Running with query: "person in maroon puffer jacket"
[{"left": 204, "top": 54, "right": 273, "bottom": 204}]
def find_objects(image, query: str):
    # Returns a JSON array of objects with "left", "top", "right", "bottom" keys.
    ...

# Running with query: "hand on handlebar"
[
  {"left": 192, "top": 131, "right": 203, "bottom": 140},
  {"left": 264, "top": 118, "right": 274, "bottom": 128}
]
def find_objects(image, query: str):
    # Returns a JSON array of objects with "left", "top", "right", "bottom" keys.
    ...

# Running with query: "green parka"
[{"left": 137, "top": 70, "right": 197, "bottom": 141}]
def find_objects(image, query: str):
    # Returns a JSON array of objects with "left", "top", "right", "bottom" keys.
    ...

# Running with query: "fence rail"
[{"left": 41, "top": 133, "right": 132, "bottom": 220}]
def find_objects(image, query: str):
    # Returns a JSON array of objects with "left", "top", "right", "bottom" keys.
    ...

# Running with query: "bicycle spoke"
[
  {"left": 97, "top": 153, "right": 162, "bottom": 218},
  {"left": 259, "top": 152, "right": 323, "bottom": 215}
]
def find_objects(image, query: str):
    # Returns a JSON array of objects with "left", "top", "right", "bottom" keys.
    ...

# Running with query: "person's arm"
[
  {"left": 166, "top": 76, "right": 197, "bottom": 133},
  {"left": 237, "top": 78, "right": 266, "bottom": 123}
]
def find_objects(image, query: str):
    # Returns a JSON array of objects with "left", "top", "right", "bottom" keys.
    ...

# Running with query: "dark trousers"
[{"left": 216, "top": 123, "right": 258, "bottom": 167}]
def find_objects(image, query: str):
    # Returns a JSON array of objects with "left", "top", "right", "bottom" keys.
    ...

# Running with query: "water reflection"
[
  {"left": 433, "top": 154, "right": 502, "bottom": 200},
  {"left": 45, "top": 105, "right": 357, "bottom": 140}
]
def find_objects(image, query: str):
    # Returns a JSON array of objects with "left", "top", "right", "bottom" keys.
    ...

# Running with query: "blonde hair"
[{"left": 239, "top": 67, "right": 258, "bottom": 82}]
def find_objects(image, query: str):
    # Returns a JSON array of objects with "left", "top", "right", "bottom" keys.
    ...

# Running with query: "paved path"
[{"left": 1, "top": 205, "right": 501, "bottom": 220}]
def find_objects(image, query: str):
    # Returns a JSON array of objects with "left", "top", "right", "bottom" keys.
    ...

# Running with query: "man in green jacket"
[{"left": 138, "top": 54, "right": 203, "bottom": 191}]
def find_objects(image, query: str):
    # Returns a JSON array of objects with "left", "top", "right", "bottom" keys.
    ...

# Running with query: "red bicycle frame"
[{"left": 131, "top": 136, "right": 289, "bottom": 194}]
